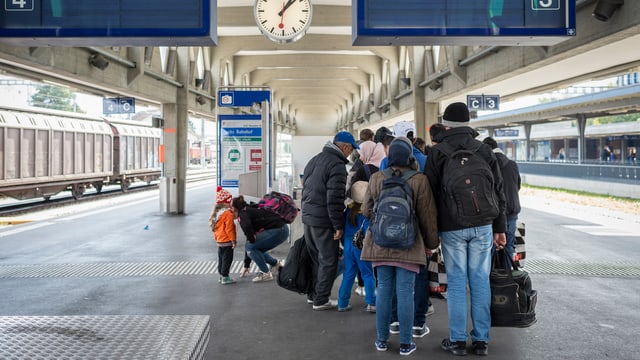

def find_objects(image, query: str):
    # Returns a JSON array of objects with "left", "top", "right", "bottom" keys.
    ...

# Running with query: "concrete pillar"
[
  {"left": 524, "top": 123, "right": 532, "bottom": 161},
  {"left": 424, "top": 102, "right": 439, "bottom": 146},
  {"left": 161, "top": 47, "right": 189, "bottom": 214},
  {"left": 576, "top": 114, "right": 586, "bottom": 164}
]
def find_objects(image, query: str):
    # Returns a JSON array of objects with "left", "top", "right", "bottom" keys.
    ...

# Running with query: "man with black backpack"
[{"left": 424, "top": 102, "right": 507, "bottom": 356}]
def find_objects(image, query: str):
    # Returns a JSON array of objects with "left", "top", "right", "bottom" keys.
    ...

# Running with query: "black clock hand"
[{"left": 278, "top": 0, "right": 296, "bottom": 16}]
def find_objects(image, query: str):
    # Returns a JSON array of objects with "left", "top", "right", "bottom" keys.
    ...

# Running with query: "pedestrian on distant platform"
[
  {"left": 209, "top": 186, "right": 237, "bottom": 285},
  {"left": 232, "top": 195, "right": 289, "bottom": 283}
]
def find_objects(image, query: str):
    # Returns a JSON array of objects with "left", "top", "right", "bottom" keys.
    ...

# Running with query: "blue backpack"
[{"left": 370, "top": 168, "right": 418, "bottom": 249}]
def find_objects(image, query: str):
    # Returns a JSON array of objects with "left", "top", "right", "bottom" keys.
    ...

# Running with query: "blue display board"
[
  {"left": 0, "top": 0, "right": 216, "bottom": 46},
  {"left": 218, "top": 90, "right": 271, "bottom": 107},
  {"left": 353, "top": 0, "right": 575, "bottom": 46}
]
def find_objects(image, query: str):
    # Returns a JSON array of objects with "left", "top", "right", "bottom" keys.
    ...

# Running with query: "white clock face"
[{"left": 254, "top": 0, "right": 312, "bottom": 44}]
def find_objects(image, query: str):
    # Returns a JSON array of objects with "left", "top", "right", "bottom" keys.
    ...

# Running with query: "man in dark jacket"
[
  {"left": 302, "top": 131, "right": 359, "bottom": 311},
  {"left": 483, "top": 137, "right": 521, "bottom": 261},
  {"left": 424, "top": 102, "right": 507, "bottom": 356}
]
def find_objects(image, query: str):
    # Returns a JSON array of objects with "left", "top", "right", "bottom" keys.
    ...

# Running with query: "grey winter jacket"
[{"left": 301, "top": 142, "right": 349, "bottom": 231}]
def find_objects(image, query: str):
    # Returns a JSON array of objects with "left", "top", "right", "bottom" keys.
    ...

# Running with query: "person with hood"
[
  {"left": 361, "top": 136, "right": 439, "bottom": 356},
  {"left": 482, "top": 137, "right": 521, "bottom": 262},
  {"left": 302, "top": 131, "right": 360, "bottom": 311}
]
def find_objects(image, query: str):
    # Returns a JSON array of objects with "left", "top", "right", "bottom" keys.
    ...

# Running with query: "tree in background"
[{"left": 30, "top": 84, "right": 83, "bottom": 113}]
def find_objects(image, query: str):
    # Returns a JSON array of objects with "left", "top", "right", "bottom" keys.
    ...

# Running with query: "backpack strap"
[
  {"left": 438, "top": 141, "right": 482, "bottom": 158},
  {"left": 363, "top": 164, "right": 372, "bottom": 180},
  {"left": 382, "top": 167, "right": 418, "bottom": 180}
]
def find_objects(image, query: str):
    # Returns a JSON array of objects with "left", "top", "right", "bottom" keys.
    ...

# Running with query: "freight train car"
[{"left": 0, "top": 105, "right": 161, "bottom": 200}]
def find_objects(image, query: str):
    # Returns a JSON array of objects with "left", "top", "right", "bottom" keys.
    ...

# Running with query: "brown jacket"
[{"left": 360, "top": 167, "right": 439, "bottom": 266}]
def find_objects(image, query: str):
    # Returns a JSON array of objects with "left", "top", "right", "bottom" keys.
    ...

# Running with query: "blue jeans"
[
  {"left": 338, "top": 237, "right": 376, "bottom": 309},
  {"left": 440, "top": 225, "right": 493, "bottom": 343},
  {"left": 245, "top": 225, "right": 289, "bottom": 273},
  {"left": 375, "top": 265, "right": 415, "bottom": 345},
  {"left": 391, "top": 264, "right": 430, "bottom": 327},
  {"left": 505, "top": 217, "right": 518, "bottom": 261}
]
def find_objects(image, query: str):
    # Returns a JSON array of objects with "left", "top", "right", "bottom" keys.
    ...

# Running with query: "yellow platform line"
[{"left": 0, "top": 218, "right": 34, "bottom": 225}]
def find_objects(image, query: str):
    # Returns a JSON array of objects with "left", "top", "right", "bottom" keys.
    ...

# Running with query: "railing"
[{"left": 517, "top": 161, "right": 640, "bottom": 185}]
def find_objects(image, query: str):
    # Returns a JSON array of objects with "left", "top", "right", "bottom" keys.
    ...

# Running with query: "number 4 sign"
[{"left": 5, "top": 0, "right": 34, "bottom": 11}]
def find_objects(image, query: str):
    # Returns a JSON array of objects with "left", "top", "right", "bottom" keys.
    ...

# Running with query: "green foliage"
[
  {"left": 588, "top": 113, "right": 640, "bottom": 126},
  {"left": 30, "top": 84, "right": 84, "bottom": 113}
]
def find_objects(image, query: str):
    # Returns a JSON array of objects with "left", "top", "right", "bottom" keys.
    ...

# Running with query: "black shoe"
[
  {"left": 472, "top": 341, "right": 488, "bottom": 356},
  {"left": 441, "top": 338, "right": 467, "bottom": 356}
]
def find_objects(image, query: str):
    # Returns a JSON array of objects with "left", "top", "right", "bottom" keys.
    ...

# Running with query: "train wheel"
[
  {"left": 93, "top": 182, "right": 103, "bottom": 193},
  {"left": 71, "top": 184, "right": 85, "bottom": 200},
  {"left": 121, "top": 179, "right": 131, "bottom": 192}
]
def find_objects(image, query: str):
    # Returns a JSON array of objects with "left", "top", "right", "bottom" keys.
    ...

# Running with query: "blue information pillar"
[{"left": 217, "top": 89, "right": 271, "bottom": 195}]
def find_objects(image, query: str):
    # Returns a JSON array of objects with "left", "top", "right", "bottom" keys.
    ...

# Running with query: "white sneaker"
[
  {"left": 312, "top": 299, "right": 337, "bottom": 311},
  {"left": 355, "top": 286, "right": 366, "bottom": 297},
  {"left": 270, "top": 259, "right": 285, "bottom": 274},
  {"left": 252, "top": 271, "right": 274, "bottom": 283},
  {"left": 426, "top": 304, "right": 435, "bottom": 317}
]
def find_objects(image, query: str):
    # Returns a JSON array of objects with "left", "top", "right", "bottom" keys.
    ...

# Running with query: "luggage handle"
[{"left": 492, "top": 249, "right": 520, "bottom": 275}]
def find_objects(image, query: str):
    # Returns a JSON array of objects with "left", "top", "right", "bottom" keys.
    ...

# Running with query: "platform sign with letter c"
[
  {"left": 467, "top": 94, "right": 500, "bottom": 111},
  {"left": 467, "top": 95, "right": 484, "bottom": 111}
]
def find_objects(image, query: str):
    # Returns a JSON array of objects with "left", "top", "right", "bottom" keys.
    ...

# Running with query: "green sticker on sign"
[{"left": 228, "top": 149, "right": 241, "bottom": 162}]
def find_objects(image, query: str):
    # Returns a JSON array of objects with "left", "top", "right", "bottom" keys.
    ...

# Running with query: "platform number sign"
[
  {"left": 484, "top": 95, "right": 500, "bottom": 110},
  {"left": 4, "top": 0, "right": 33, "bottom": 11},
  {"left": 102, "top": 97, "right": 135, "bottom": 115},
  {"left": 532, "top": 0, "right": 560, "bottom": 10},
  {"left": 467, "top": 95, "right": 500, "bottom": 111}
]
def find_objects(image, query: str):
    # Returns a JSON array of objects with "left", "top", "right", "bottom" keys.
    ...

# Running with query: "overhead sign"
[
  {"left": 0, "top": 0, "right": 216, "bottom": 46},
  {"left": 103, "top": 97, "right": 135, "bottom": 115},
  {"left": 217, "top": 90, "right": 270, "bottom": 107},
  {"left": 467, "top": 95, "right": 500, "bottom": 111},
  {"left": 353, "top": 0, "right": 576, "bottom": 46},
  {"left": 494, "top": 129, "right": 520, "bottom": 137}
]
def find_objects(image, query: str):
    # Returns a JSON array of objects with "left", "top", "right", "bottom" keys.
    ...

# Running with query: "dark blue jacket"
[
  {"left": 494, "top": 150, "right": 521, "bottom": 219},
  {"left": 301, "top": 142, "right": 349, "bottom": 231}
]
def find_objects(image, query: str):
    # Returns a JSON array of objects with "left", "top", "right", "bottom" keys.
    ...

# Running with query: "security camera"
[{"left": 592, "top": 0, "right": 624, "bottom": 22}]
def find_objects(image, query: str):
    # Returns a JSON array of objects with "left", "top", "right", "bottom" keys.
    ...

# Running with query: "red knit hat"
[{"left": 216, "top": 186, "right": 232, "bottom": 205}]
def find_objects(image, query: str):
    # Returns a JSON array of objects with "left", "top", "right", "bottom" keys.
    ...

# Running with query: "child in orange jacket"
[{"left": 209, "top": 186, "right": 237, "bottom": 284}]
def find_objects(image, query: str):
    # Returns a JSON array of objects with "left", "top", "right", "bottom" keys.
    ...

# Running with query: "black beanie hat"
[
  {"left": 374, "top": 127, "right": 393, "bottom": 143},
  {"left": 442, "top": 102, "right": 470, "bottom": 128}
]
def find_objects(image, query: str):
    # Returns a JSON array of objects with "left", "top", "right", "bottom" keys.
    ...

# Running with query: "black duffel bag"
[
  {"left": 277, "top": 236, "right": 313, "bottom": 294},
  {"left": 490, "top": 249, "right": 537, "bottom": 328}
]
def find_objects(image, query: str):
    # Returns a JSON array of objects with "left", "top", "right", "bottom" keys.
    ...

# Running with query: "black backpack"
[
  {"left": 438, "top": 141, "right": 499, "bottom": 226},
  {"left": 277, "top": 236, "right": 313, "bottom": 294},
  {"left": 370, "top": 167, "right": 418, "bottom": 249}
]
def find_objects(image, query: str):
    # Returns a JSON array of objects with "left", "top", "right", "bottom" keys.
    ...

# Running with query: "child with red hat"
[{"left": 209, "top": 186, "right": 237, "bottom": 284}]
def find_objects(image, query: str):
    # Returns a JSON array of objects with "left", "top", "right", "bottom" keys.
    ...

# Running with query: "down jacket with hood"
[{"left": 301, "top": 142, "right": 349, "bottom": 231}]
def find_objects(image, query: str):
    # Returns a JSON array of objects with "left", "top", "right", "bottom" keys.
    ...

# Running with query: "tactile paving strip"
[
  {"left": 0, "top": 259, "right": 637, "bottom": 278},
  {"left": 0, "top": 315, "right": 210, "bottom": 359},
  {"left": 0, "top": 260, "right": 259, "bottom": 278},
  {"left": 523, "top": 259, "right": 640, "bottom": 277}
]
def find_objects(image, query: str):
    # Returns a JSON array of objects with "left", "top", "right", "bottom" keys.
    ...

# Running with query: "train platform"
[{"left": 0, "top": 179, "right": 638, "bottom": 359}]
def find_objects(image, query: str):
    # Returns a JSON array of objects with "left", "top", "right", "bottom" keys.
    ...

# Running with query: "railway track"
[{"left": 0, "top": 172, "right": 215, "bottom": 218}]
